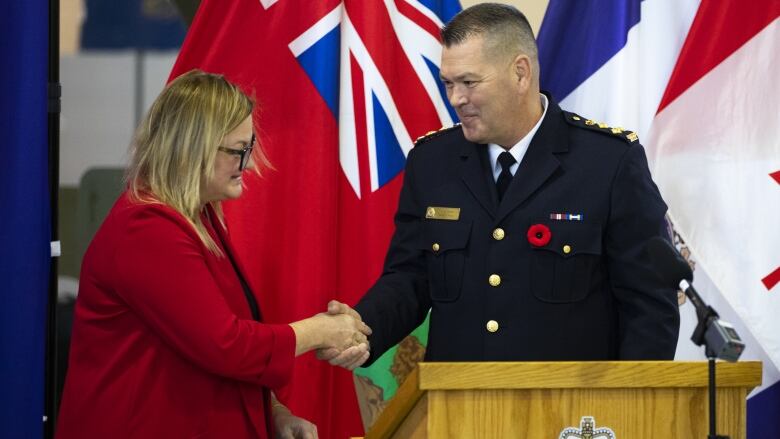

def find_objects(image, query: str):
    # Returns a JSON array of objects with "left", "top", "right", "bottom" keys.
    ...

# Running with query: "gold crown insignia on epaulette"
[
  {"left": 569, "top": 114, "right": 638, "bottom": 143},
  {"left": 414, "top": 123, "right": 461, "bottom": 145}
]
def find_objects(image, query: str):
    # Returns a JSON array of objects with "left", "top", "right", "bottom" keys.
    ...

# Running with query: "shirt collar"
[{"left": 489, "top": 93, "right": 549, "bottom": 176}]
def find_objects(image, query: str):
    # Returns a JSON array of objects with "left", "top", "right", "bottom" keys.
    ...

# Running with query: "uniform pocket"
[
  {"left": 419, "top": 220, "right": 472, "bottom": 302},
  {"left": 529, "top": 221, "right": 602, "bottom": 303}
]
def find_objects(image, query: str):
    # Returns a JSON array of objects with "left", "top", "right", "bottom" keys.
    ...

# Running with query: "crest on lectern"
[{"left": 558, "top": 416, "right": 616, "bottom": 439}]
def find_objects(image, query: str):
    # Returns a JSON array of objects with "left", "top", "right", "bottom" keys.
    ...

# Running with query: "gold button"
[
  {"left": 488, "top": 274, "right": 501, "bottom": 287},
  {"left": 492, "top": 228, "right": 505, "bottom": 240},
  {"left": 598, "top": 122, "right": 608, "bottom": 129},
  {"left": 486, "top": 320, "right": 499, "bottom": 333},
  {"left": 572, "top": 116, "right": 581, "bottom": 121},
  {"left": 426, "top": 207, "right": 436, "bottom": 218},
  {"left": 563, "top": 245, "right": 572, "bottom": 254},
  {"left": 585, "top": 119, "right": 595, "bottom": 126},
  {"left": 432, "top": 243, "right": 440, "bottom": 252}
]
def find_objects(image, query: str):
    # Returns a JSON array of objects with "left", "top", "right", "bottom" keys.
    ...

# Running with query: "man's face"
[{"left": 440, "top": 36, "right": 524, "bottom": 147}]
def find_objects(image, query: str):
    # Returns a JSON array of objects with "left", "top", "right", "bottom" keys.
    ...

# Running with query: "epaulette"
[
  {"left": 414, "top": 123, "right": 461, "bottom": 146},
  {"left": 564, "top": 112, "right": 639, "bottom": 143}
]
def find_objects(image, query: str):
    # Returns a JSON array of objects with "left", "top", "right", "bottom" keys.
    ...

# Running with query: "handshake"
[
  {"left": 290, "top": 300, "right": 372, "bottom": 371},
  {"left": 275, "top": 301, "right": 373, "bottom": 437}
]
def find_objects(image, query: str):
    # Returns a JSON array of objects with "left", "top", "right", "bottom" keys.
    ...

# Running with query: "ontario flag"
[
  {"left": 171, "top": 1, "right": 460, "bottom": 438},
  {"left": 538, "top": 0, "right": 780, "bottom": 436}
]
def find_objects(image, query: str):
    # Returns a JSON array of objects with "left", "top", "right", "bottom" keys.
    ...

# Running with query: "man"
[{"left": 322, "top": 3, "right": 678, "bottom": 368}]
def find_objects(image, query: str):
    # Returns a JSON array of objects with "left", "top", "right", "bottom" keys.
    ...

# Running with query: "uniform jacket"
[
  {"left": 355, "top": 96, "right": 679, "bottom": 363},
  {"left": 56, "top": 192, "right": 295, "bottom": 439}
]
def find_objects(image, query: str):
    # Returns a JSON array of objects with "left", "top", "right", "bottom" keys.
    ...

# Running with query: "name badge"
[{"left": 425, "top": 206, "right": 460, "bottom": 221}]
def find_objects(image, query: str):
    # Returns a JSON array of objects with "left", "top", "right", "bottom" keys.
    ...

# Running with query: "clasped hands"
[
  {"left": 315, "top": 300, "right": 372, "bottom": 370},
  {"left": 275, "top": 301, "right": 370, "bottom": 437}
]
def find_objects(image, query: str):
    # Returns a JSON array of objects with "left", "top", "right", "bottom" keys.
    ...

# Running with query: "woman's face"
[{"left": 202, "top": 115, "right": 254, "bottom": 204}]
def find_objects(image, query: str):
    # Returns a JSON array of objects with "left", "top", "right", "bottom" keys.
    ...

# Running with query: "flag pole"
[{"left": 45, "top": 0, "right": 61, "bottom": 435}]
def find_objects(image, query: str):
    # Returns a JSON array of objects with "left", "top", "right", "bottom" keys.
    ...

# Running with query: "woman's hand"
[
  {"left": 272, "top": 401, "right": 318, "bottom": 439},
  {"left": 315, "top": 301, "right": 371, "bottom": 370},
  {"left": 318, "top": 312, "right": 371, "bottom": 351},
  {"left": 289, "top": 305, "right": 372, "bottom": 356}
]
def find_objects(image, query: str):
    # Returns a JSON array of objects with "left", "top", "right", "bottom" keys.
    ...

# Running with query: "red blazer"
[{"left": 56, "top": 192, "right": 296, "bottom": 439}]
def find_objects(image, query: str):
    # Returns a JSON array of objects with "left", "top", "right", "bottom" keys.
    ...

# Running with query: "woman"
[{"left": 56, "top": 70, "right": 370, "bottom": 439}]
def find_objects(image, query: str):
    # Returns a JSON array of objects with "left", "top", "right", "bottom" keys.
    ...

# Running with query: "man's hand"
[{"left": 316, "top": 344, "right": 370, "bottom": 370}]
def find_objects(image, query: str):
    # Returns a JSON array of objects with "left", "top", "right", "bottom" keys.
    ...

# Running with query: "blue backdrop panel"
[
  {"left": 0, "top": 0, "right": 51, "bottom": 437},
  {"left": 81, "top": 0, "right": 185, "bottom": 49}
]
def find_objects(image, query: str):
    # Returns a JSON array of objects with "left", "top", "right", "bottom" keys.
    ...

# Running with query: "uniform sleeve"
[
  {"left": 607, "top": 143, "right": 680, "bottom": 360},
  {"left": 355, "top": 147, "right": 432, "bottom": 364},
  {"left": 111, "top": 207, "right": 296, "bottom": 388}
]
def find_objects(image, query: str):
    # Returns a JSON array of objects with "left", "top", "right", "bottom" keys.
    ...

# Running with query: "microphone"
[{"left": 645, "top": 237, "right": 744, "bottom": 362}]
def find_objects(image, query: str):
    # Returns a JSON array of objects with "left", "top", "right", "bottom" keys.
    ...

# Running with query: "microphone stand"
[
  {"left": 705, "top": 349, "right": 726, "bottom": 439},
  {"left": 683, "top": 278, "right": 740, "bottom": 439}
]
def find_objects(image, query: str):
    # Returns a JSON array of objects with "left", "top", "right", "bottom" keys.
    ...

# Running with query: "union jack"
[{"left": 288, "top": 0, "right": 459, "bottom": 198}]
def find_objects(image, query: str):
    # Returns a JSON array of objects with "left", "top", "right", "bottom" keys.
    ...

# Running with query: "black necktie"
[{"left": 496, "top": 151, "right": 516, "bottom": 201}]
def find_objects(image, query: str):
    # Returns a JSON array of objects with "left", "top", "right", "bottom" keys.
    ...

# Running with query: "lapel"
[
  {"left": 496, "top": 94, "right": 569, "bottom": 224},
  {"left": 202, "top": 206, "right": 263, "bottom": 321},
  {"left": 202, "top": 206, "right": 268, "bottom": 439},
  {"left": 459, "top": 139, "right": 498, "bottom": 219}
]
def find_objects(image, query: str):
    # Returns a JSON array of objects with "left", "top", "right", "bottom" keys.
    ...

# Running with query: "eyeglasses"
[{"left": 217, "top": 133, "right": 255, "bottom": 171}]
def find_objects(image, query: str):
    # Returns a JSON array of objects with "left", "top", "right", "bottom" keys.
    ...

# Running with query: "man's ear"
[
  {"left": 513, "top": 54, "right": 534, "bottom": 94},
  {"left": 514, "top": 54, "right": 532, "bottom": 83}
]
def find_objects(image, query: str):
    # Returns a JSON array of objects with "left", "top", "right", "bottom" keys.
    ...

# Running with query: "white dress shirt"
[{"left": 488, "top": 93, "right": 549, "bottom": 182}]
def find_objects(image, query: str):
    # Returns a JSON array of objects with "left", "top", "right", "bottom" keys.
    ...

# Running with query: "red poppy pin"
[{"left": 527, "top": 224, "right": 551, "bottom": 247}]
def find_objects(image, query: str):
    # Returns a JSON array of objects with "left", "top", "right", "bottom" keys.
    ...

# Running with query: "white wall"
[
  {"left": 60, "top": 51, "right": 177, "bottom": 186},
  {"left": 462, "top": 0, "right": 549, "bottom": 34}
]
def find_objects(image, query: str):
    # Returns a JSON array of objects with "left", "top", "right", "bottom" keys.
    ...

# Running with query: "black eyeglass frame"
[{"left": 217, "top": 133, "right": 255, "bottom": 171}]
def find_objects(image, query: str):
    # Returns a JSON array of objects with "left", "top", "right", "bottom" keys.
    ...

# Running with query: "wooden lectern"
[{"left": 359, "top": 361, "right": 761, "bottom": 439}]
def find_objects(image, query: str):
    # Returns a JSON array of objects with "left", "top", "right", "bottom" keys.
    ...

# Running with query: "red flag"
[{"left": 171, "top": 1, "right": 459, "bottom": 437}]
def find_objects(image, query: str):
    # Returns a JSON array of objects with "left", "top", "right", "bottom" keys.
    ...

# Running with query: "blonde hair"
[{"left": 126, "top": 69, "right": 270, "bottom": 256}]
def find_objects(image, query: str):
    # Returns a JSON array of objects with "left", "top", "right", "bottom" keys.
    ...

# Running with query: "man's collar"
[{"left": 488, "top": 93, "right": 549, "bottom": 172}]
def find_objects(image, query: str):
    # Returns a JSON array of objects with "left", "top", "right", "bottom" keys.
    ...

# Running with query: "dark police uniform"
[{"left": 354, "top": 95, "right": 680, "bottom": 363}]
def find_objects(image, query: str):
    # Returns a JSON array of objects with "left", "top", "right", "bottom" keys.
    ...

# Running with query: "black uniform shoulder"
[
  {"left": 563, "top": 111, "right": 640, "bottom": 145},
  {"left": 413, "top": 124, "right": 462, "bottom": 148}
]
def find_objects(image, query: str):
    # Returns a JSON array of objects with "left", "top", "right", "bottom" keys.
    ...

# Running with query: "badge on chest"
[{"left": 425, "top": 206, "right": 461, "bottom": 221}]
